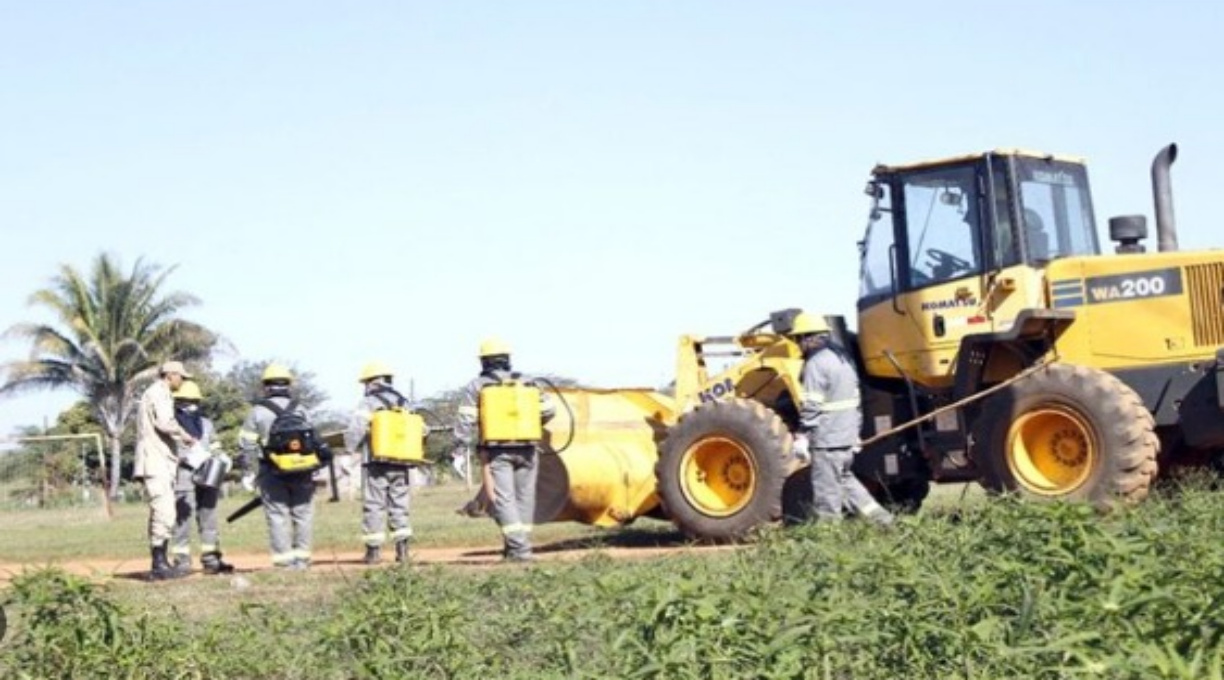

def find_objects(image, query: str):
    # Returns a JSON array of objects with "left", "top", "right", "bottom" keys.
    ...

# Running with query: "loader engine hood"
[{"left": 1044, "top": 250, "right": 1224, "bottom": 367}]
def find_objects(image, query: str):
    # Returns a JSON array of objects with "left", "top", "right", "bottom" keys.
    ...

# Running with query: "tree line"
[{"left": 0, "top": 253, "right": 484, "bottom": 500}]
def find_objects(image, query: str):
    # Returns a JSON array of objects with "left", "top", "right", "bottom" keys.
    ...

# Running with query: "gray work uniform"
[
  {"left": 799, "top": 344, "right": 893, "bottom": 525},
  {"left": 456, "top": 370, "right": 555, "bottom": 559},
  {"left": 239, "top": 394, "right": 317, "bottom": 567},
  {"left": 134, "top": 380, "right": 192, "bottom": 546},
  {"left": 171, "top": 413, "right": 222, "bottom": 565},
  {"left": 344, "top": 387, "right": 414, "bottom": 548}
]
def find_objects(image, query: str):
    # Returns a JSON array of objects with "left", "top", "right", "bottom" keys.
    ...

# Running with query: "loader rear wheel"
[
  {"left": 972, "top": 364, "right": 1158, "bottom": 505},
  {"left": 657, "top": 398, "right": 789, "bottom": 541}
]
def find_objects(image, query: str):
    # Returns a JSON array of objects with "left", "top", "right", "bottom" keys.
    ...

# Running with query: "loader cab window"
[
  {"left": 899, "top": 164, "right": 983, "bottom": 290},
  {"left": 858, "top": 180, "right": 895, "bottom": 301},
  {"left": 1015, "top": 159, "right": 1099, "bottom": 262}
]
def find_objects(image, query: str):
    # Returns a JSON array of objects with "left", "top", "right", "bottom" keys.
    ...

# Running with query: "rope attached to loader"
[{"left": 857, "top": 358, "right": 1058, "bottom": 449}]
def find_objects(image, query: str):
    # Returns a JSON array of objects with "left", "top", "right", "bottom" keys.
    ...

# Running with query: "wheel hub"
[
  {"left": 1049, "top": 429, "right": 1088, "bottom": 467},
  {"left": 1006, "top": 406, "right": 1098, "bottom": 496},
  {"left": 679, "top": 436, "right": 758, "bottom": 517}
]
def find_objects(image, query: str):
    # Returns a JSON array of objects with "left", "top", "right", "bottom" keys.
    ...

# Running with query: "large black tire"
[
  {"left": 781, "top": 468, "right": 813, "bottom": 525},
  {"left": 971, "top": 364, "right": 1159, "bottom": 504},
  {"left": 867, "top": 477, "right": 931, "bottom": 515},
  {"left": 656, "top": 398, "right": 790, "bottom": 541}
]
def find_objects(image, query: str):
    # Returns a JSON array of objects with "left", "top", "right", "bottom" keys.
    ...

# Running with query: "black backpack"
[{"left": 260, "top": 398, "right": 324, "bottom": 474}]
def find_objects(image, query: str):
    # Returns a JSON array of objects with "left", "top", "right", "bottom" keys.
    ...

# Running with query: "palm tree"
[{"left": 1, "top": 254, "right": 217, "bottom": 499}]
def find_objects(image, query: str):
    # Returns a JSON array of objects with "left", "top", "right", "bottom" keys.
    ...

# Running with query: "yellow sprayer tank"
[
  {"left": 369, "top": 409, "right": 427, "bottom": 463},
  {"left": 534, "top": 387, "right": 676, "bottom": 527},
  {"left": 479, "top": 382, "right": 544, "bottom": 444}
]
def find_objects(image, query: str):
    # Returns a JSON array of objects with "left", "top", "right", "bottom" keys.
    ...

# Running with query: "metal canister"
[{"left": 193, "top": 456, "right": 227, "bottom": 489}]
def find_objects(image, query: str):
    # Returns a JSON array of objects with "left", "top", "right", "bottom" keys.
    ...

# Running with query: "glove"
[{"left": 791, "top": 434, "right": 811, "bottom": 464}]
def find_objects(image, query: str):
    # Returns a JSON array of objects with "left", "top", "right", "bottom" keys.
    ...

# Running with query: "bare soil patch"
[{"left": 0, "top": 535, "right": 736, "bottom": 584}]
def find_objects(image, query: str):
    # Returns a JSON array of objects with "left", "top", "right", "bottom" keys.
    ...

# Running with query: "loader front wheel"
[
  {"left": 657, "top": 399, "right": 789, "bottom": 541},
  {"left": 973, "top": 364, "right": 1158, "bottom": 505}
]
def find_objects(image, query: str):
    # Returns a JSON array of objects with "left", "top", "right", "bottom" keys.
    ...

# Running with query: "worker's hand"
[
  {"left": 318, "top": 443, "right": 334, "bottom": 464},
  {"left": 791, "top": 435, "right": 811, "bottom": 464}
]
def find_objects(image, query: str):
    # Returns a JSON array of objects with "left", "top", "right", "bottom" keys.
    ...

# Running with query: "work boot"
[
  {"left": 201, "top": 552, "right": 235, "bottom": 575},
  {"left": 867, "top": 507, "right": 897, "bottom": 529},
  {"left": 363, "top": 545, "right": 381, "bottom": 565},
  {"left": 149, "top": 543, "right": 186, "bottom": 581},
  {"left": 171, "top": 553, "right": 193, "bottom": 577},
  {"left": 394, "top": 539, "right": 410, "bottom": 564}
]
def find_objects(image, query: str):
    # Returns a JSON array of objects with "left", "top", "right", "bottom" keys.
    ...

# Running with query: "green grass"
[
  {"left": 4, "top": 481, "right": 1224, "bottom": 679},
  {"left": 0, "top": 480, "right": 646, "bottom": 564},
  {"left": 0, "top": 476, "right": 982, "bottom": 564},
  {"left": 5, "top": 478, "right": 1222, "bottom": 678}
]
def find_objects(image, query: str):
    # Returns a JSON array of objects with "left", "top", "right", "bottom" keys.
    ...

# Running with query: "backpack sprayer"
[{"left": 226, "top": 406, "right": 453, "bottom": 525}]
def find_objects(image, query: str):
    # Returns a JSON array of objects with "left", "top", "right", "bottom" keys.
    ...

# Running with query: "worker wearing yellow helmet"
[
  {"left": 345, "top": 361, "right": 420, "bottom": 565},
  {"left": 788, "top": 312, "right": 893, "bottom": 527},
  {"left": 238, "top": 363, "right": 332, "bottom": 569},
  {"left": 169, "top": 380, "right": 234, "bottom": 576},
  {"left": 455, "top": 338, "right": 556, "bottom": 562}
]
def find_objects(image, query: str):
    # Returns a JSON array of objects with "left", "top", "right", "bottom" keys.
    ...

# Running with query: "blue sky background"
[{"left": 2, "top": 1, "right": 1221, "bottom": 435}]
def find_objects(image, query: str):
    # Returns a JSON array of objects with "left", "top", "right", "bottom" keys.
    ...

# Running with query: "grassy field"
[
  {"left": 0, "top": 476, "right": 983, "bottom": 564},
  {"left": 5, "top": 480, "right": 1221, "bottom": 678},
  {"left": 0, "top": 480, "right": 653, "bottom": 564}
]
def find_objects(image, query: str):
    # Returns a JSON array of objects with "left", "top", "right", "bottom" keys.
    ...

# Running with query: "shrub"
[{"left": 3, "top": 484, "right": 1223, "bottom": 679}]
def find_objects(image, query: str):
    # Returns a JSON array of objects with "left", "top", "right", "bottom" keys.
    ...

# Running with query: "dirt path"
[{"left": 0, "top": 540, "right": 737, "bottom": 584}]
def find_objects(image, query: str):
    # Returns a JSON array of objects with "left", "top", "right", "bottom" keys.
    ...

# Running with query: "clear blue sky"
[{"left": 2, "top": 1, "right": 1221, "bottom": 436}]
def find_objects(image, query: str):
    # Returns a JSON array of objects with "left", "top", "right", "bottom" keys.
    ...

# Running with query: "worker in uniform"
[
  {"left": 133, "top": 360, "right": 196, "bottom": 581},
  {"left": 789, "top": 313, "right": 894, "bottom": 526},
  {"left": 456, "top": 338, "right": 555, "bottom": 562},
  {"left": 238, "top": 364, "right": 331, "bottom": 569},
  {"left": 345, "top": 362, "right": 419, "bottom": 565},
  {"left": 169, "top": 380, "right": 235, "bottom": 575}
]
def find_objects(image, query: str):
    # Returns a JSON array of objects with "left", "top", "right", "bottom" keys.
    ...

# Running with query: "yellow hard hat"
[
  {"left": 359, "top": 361, "right": 393, "bottom": 383},
  {"left": 479, "top": 337, "right": 511, "bottom": 358},
  {"left": 173, "top": 380, "right": 203, "bottom": 401},
  {"left": 790, "top": 312, "right": 831, "bottom": 336},
  {"left": 261, "top": 364, "right": 294, "bottom": 384}
]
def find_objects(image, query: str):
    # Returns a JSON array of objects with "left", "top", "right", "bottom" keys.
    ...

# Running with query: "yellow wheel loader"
[
  {"left": 847, "top": 143, "right": 1223, "bottom": 510},
  {"left": 510, "top": 144, "right": 1224, "bottom": 541}
]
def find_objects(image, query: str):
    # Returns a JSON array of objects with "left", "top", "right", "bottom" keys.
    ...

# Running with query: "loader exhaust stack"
[{"left": 1152, "top": 143, "right": 1179, "bottom": 252}]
